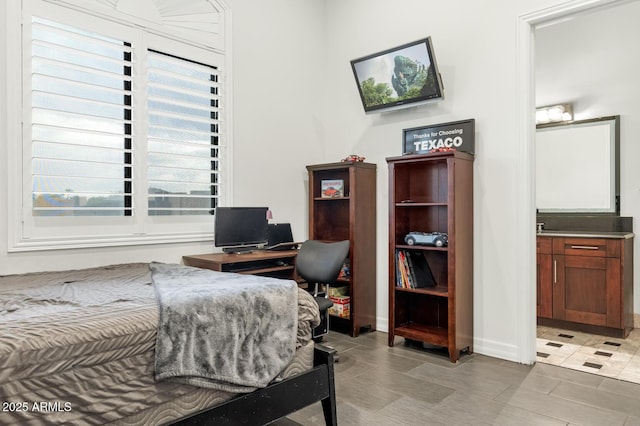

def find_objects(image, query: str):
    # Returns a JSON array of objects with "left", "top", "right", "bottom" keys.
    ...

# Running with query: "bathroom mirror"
[{"left": 535, "top": 115, "right": 620, "bottom": 214}]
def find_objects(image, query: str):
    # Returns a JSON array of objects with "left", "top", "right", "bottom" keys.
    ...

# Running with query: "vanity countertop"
[{"left": 536, "top": 230, "right": 635, "bottom": 239}]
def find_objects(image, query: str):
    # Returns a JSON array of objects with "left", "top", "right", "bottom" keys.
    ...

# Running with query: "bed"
[{"left": 0, "top": 263, "right": 336, "bottom": 425}]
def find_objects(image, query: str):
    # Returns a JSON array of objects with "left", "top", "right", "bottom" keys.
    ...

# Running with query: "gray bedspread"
[
  {"left": 0, "top": 263, "right": 320, "bottom": 425},
  {"left": 150, "top": 262, "right": 299, "bottom": 393}
]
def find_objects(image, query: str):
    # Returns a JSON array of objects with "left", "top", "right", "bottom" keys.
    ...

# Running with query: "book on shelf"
[
  {"left": 395, "top": 249, "right": 436, "bottom": 288},
  {"left": 395, "top": 250, "right": 409, "bottom": 288},
  {"left": 395, "top": 250, "right": 407, "bottom": 288},
  {"left": 407, "top": 250, "right": 436, "bottom": 288},
  {"left": 395, "top": 251, "right": 403, "bottom": 287}
]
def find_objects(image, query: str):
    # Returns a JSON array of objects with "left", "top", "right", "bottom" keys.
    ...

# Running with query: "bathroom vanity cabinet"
[{"left": 537, "top": 232, "right": 634, "bottom": 338}]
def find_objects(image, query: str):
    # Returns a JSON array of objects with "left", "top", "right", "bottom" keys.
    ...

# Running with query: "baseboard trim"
[
  {"left": 376, "top": 316, "right": 388, "bottom": 333},
  {"left": 472, "top": 337, "right": 520, "bottom": 363},
  {"left": 376, "top": 317, "right": 521, "bottom": 363}
]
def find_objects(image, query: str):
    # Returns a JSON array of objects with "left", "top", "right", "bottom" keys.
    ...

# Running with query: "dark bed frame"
[{"left": 169, "top": 344, "right": 337, "bottom": 426}]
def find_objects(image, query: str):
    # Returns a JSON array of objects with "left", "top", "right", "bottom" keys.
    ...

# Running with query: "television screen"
[
  {"left": 350, "top": 36, "right": 444, "bottom": 114},
  {"left": 214, "top": 207, "right": 269, "bottom": 252}
]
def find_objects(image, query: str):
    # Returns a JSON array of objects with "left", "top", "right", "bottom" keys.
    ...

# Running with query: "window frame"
[{"left": 6, "top": 0, "right": 232, "bottom": 252}]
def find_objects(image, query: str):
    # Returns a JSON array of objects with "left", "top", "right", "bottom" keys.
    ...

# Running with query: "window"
[
  {"left": 31, "top": 18, "right": 134, "bottom": 217},
  {"left": 8, "top": 0, "right": 229, "bottom": 251},
  {"left": 146, "top": 50, "right": 220, "bottom": 216}
]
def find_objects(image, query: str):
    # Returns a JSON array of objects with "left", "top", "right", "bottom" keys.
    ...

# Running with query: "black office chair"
[{"left": 295, "top": 239, "right": 350, "bottom": 341}]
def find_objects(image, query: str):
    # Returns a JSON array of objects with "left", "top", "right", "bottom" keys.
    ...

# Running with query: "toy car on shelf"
[
  {"left": 341, "top": 154, "right": 365, "bottom": 163},
  {"left": 404, "top": 231, "right": 448, "bottom": 247}
]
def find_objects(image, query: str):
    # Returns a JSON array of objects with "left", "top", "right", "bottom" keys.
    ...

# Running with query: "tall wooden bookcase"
[
  {"left": 306, "top": 161, "right": 377, "bottom": 337},
  {"left": 386, "top": 151, "right": 473, "bottom": 362}
]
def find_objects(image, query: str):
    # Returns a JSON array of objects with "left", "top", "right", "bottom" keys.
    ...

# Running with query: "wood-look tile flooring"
[
  {"left": 274, "top": 330, "right": 640, "bottom": 426},
  {"left": 536, "top": 325, "right": 640, "bottom": 385}
]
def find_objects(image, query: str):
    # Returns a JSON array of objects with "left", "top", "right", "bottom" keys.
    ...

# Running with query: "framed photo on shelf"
[{"left": 321, "top": 179, "right": 344, "bottom": 198}]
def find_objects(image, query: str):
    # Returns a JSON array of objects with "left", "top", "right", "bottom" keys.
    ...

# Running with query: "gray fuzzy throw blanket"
[{"left": 150, "top": 262, "right": 298, "bottom": 393}]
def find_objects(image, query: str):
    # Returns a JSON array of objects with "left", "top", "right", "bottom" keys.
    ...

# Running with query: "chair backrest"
[{"left": 295, "top": 240, "right": 350, "bottom": 284}]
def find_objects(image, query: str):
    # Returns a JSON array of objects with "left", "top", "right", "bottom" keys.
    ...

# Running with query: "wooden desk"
[{"left": 182, "top": 250, "right": 299, "bottom": 280}]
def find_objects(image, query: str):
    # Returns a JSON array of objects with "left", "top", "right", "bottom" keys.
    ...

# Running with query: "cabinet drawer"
[
  {"left": 553, "top": 237, "right": 621, "bottom": 258},
  {"left": 536, "top": 237, "right": 552, "bottom": 254}
]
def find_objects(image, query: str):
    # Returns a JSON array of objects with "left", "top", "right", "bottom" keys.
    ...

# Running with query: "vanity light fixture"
[{"left": 535, "top": 103, "right": 573, "bottom": 125}]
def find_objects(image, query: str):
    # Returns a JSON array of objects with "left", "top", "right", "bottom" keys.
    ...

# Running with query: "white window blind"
[
  {"left": 31, "top": 17, "right": 133, "bottom": 216},
  {"left": 146, "top": 50, "right": 219, "bottom": 215},
  {"left": 31, "top": 20, "right": 220, "bottom": 218},
  {"left": 9, "top": 0, "right": 229, "bottom": 251}
]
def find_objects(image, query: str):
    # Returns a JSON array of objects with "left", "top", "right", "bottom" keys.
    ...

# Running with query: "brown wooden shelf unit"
[
  {"left": 387, "top": 151, "right": 474, "bottom": 362},
  {"left": 306, "top": 161, "right": 377, "bottom": 337}
]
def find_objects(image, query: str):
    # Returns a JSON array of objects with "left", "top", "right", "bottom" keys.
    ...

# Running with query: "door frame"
[{"left": 515, "top": 0, "right": 634, "bottom": 364}]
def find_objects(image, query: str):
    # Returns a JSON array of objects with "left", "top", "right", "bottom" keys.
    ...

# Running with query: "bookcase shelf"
[
  {"left": 387, "top": 151, "right": 473, "bottom": 362},
  {"left": 395, "top": 286, "right": 449, "bottom": 297},
  {"left": 307, "top": 161, "right": 377, "bottom": 337},
  {"left": 396, "top": 244, "right": 448, "bottom": 252},
  {"left": 395, "top": 324, "right": 449, "bottom": 347},
  {"left": 313, "top": 196, "right": 350, "bottom": 201}
]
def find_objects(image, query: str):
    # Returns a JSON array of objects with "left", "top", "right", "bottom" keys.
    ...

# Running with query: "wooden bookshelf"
[
  {"left": 387, "top": 151, "right": 473, "bottom": 362},
  {"left": 306, "top": 161, "right": 377, "bottom": 337}
]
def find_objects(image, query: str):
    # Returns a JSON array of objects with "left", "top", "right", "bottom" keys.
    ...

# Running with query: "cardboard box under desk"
[{"left": 328, "top": 295, "right": 350, "bottom": 318}]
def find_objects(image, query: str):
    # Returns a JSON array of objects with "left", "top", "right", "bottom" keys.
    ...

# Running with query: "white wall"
[
  {"left": 535, "top": 1, "right": 640, "bottom": 311},
  {"left": 2, "top": 0, "right": 635, "bottom": 363},
  {"left": 319, "top": 0, "right": 553, "bottom": 361},
  {"left": 317, "top": 0, "right": 640, "bottom": 361},
  {"left": 224, "top": 0, "right": 325, "bottom": 241}
]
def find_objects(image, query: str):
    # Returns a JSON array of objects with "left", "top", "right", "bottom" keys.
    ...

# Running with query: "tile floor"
[
  {"left": 536, "top": 325, "right": 640, "bottom": 384},
  {"left": 275, "top": 330, "right": 640, "bottom": 425}
]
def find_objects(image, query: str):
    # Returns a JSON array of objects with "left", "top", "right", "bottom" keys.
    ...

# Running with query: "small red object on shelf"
[{"left": 341, "top": 154, "right": 365, "bottom": 162}]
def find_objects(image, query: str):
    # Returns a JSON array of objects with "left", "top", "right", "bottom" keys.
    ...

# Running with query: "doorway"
[{"left": 517, "top": 0, "right": 640, "bottom": 364}]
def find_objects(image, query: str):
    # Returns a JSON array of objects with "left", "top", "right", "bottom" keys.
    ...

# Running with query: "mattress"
[{"left": 0, "top": 263, "right": 319, "bottom": 425}]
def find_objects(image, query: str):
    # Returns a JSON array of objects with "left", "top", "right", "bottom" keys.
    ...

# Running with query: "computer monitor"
[{"left": 214, "top": 207, "right": 269, "bottom": 253}]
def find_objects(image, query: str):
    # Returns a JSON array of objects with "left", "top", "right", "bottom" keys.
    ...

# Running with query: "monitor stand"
[{"left": 222, "top": 246, "right": 258, "bottom": 254}]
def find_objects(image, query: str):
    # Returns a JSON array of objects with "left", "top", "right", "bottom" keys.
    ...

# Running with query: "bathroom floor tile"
[{"left": 537, "top": 326, "right": 640, "bottom": 385}]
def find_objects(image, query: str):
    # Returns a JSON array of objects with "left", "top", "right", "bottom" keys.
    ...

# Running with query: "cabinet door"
[
  {"left": 536, "top": 237, "right": 553, "bottom": 319},
  {"left": 553, "top": 254, "right": 621, "bottom": 328},
  {"left": 536, "top": 253, "right": 553, "bottom": 318}
]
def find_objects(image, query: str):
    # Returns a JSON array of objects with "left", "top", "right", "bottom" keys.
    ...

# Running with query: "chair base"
[
  {"left": 313, "top": 309, "right": 329, "bottom": 339},
  {"left": 312, "top": 311, "right": 340, "bottom": 362}
]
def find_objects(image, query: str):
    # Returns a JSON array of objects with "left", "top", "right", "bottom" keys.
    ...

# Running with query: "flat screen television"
[
  {"left": 214, "top": 207, "right": 269, "bottom": 253},
  {"left": 350, "top": 36, "right": 444, "bottom": 114}
]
